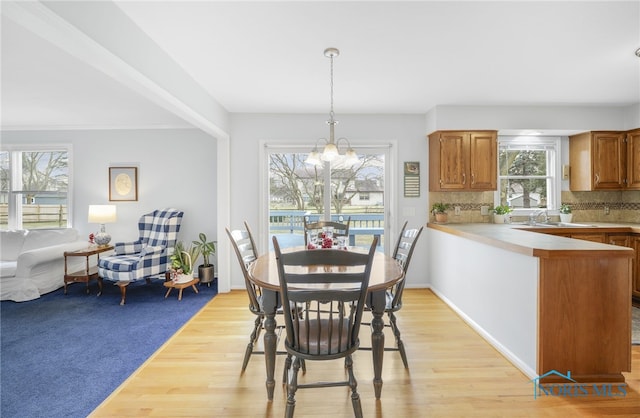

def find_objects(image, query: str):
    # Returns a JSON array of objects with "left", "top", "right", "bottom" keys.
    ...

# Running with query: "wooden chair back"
[
  {"left": 389, "top": 221, "right": 423, "bottom": 310},
  {"left": 272, "top": 236, "right": 377, "bottom": 359},
  {"left": 226, "top": 222, "right": 262, "bottom": 314}
]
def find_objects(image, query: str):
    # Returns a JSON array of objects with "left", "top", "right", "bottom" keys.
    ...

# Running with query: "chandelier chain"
[{"left": 329, "top": 53, "right": 335, "bottom": 121}]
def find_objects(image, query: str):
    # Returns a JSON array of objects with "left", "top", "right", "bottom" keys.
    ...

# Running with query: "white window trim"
[
  {"left": 495, "top": 136, "right": 561, "bottom": 215},
  {"left": 0, "top": 143, "right": 74, "bottom": 229}
]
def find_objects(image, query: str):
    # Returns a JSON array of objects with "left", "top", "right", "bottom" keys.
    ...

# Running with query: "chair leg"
[
  {"left": 285, "top": 356, "right": 301, "bottom": 418},
  {"left": 117, "top": 282, "right": 128, "bottom": 306},
  {"left": 241, "top": 315, "right": 263, "bottom": 372},
  {"left": 388, "top": 311, "right": 409, "bottom": 369},
  {"left": 283, "top": 353, "right": 292, "bottom": 384},
  {"left": 345, "top": 355, "right": 362, "bottom": 418}
]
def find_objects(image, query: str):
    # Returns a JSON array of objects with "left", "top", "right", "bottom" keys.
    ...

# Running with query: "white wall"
[
  {"left": 428, "top": 228, "right": 539, "bottom": 378},
  {"left": 1, "top": 128, "right": 218, "bottom": 263},
  {"left": 425, "top": 104, "right": 637, "bottom": 134},
  {"left": 228, "top": 113, "right": 430, "bottom": 290}
]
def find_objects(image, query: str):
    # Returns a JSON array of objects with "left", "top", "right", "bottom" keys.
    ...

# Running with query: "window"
[
  {"left": 496, "top": 137, "right": 561, "bottom": 213},
  {"left": 0, "top": 145, "right": 72, "bottom": 230},
  {"left": 264, "top": 143, "right": 392, "bottom": 251}
]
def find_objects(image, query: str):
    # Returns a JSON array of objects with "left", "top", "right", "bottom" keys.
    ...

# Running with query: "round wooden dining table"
[{"left": 247, "top": 246, "right": 405, "bottom": 401}]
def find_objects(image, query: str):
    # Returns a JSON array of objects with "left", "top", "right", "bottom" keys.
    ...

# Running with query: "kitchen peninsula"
[{"left": 427, "top": 222, "right": 634, "bottom": 383}]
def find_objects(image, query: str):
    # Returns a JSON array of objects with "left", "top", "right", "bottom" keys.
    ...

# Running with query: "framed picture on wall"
[{"left": 109, "top": 167, "right": 138, "bottom": 201}]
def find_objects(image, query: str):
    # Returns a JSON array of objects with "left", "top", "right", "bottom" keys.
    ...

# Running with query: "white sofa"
[{"left": 0, "top": 229, "right": 88, "bottom": 302}]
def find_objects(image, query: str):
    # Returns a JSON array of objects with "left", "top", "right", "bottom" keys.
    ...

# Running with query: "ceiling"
[{"left": 1, "top": 1, "right": 639, "bottom": 131}]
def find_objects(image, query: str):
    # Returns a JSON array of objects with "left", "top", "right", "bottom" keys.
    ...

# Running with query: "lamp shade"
[
  {"left": 88, "top": 205, "right": 117, "bottom": 223},
  {"left": 321, "top": 142, "right": 339, "bottom": 161}
]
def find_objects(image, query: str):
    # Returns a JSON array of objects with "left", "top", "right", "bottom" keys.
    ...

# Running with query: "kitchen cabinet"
[
  {"left": 607, "top": 233, "right": 630, "bottom": 248},
  {"left": 428, "top": 130, "right": 497, "bottom": 191},
  {"left": 569, "top": 131, "right": 626, "bottom": 191},
  {"left": 632, "top": 235, "right": 640, "bottom": 299},
  {"left": 627, "top": 128, "right": 640, "bottom": 190},
  {"left": 570, "top": 232, "right": 606, "bottom": 243}
]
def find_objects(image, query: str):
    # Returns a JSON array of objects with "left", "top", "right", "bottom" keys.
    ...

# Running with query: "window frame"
[
  {"left": 261, "top": 141, "right": 395, "bottom": 254},
  {"left": 495, "top": 136, "right": 561, "bottom": 215},
  {"left": 0, "top": 143, "right": 74, "bottom": 230}
]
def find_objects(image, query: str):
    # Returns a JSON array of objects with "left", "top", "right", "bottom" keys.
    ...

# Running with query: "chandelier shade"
[{"left": 305, "top": 47, "right": 360, "bottom": 167}]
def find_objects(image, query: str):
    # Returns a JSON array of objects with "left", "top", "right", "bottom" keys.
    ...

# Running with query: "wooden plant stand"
[{"left": 163, "top": 278, "right": 199, "bottom": 301}]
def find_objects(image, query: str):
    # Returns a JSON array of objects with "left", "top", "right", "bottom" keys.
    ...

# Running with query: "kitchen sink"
[
  {"left": 545, "top": 222, "right": 598, "bottom": 228},
  {"left": 509, "top": 221, "right": 599, "bottom": 228},
  {"left": 525, "top": 221, "right": 598, "bottom": 228}
]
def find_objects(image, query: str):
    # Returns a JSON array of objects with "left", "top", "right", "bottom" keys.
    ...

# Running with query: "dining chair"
[
  {"left": 303, "top": 216, "right": 351, "bottom": 246},
  {"left": 272, "top": 235, "right": 377, "bottom": 418},
  {"left": 361, "top": 221, "right": 423, "bottom": 369},
  {"left": 226, "top": 222, "right": 286, "bottom": 373}
]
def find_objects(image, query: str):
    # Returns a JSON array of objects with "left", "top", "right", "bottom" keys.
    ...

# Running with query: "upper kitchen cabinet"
[
  {"left": 569, "top": 131, "right": 628, "bottom": 191},
  {"left": 626, "top": 128, "right": 640, "bottom": 190},
  {"left": 428, "top": 130, "right": 497, "bottom": 191}
]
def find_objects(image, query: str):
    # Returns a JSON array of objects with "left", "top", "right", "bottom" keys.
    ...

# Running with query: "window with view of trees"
[
  {"left": 496, "top": 137, "right": 561, "bottom": 211},
  {"left": 0, "top": 146, "right": 71, "bottom": 230},
  {"left": 267, "top": 146, "right": 388, "bottom": 250}
]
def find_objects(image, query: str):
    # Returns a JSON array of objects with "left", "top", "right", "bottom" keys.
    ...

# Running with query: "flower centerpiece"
[{"left": 169, "top": 241, "right": 200, "bottom": 284}]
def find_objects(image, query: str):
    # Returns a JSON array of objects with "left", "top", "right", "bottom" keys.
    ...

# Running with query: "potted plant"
[
  {"left": 431, "top": 202, "right": 450, "bottom": 223},
  {"left": 169, "top": 241, "right": 200, "bottom": 284},
  {"left": 559, "top": 204, "right": 573, "bottom": 223},
  {"left": 491, "top": 204, "right": 512, "bottom": 224},
  {"left": 193, "top": 232, "right": 216, "bottom": 286}
]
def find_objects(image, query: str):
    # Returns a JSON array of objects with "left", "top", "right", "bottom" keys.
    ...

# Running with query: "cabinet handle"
[
  {"left": 462, "top": 173, "right": 466, "bottom": 185},
  {"left": 594, "top": 174, "right": 599, "bottom": 184},
  {"left": 471, "top": 173, "right": 475, "bottom": 184}
]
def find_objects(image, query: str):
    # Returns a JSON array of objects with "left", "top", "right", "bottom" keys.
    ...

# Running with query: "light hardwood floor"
[{"left": 90, "top": 289, "right": 640, "bottom": 417}]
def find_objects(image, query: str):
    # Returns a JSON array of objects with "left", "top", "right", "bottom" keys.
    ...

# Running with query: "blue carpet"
[{"left": 1, "top": 278, "right": 217, "bottom": 418}]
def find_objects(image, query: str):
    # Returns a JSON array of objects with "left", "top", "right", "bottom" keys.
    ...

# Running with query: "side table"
[
  {"left": 163, "top": 278, "right": 200, "bottom": 301},
  {"left": 64, "top": 245, "right": 114, "bottom": 295}
]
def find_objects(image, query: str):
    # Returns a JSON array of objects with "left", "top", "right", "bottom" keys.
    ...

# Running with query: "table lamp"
[{"left": 88, "top": 205, "right": 117, "bottom": 246}]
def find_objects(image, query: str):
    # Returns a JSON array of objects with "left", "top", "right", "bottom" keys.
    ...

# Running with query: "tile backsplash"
[{"left": 428, "top": 190, "right": 640, "bottom": 224}]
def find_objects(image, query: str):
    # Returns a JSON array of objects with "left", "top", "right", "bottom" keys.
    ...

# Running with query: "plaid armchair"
[{"left": 98, "top": 208, "right": 183, "bottom": 304}]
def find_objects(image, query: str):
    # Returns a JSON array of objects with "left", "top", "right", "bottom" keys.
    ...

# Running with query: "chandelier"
[{"left": 305, "top": 48, "right": 360, "bottom": 167}]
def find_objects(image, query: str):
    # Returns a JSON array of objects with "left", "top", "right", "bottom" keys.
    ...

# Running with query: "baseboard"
[{"left": 428, "top": 286, "right": 538, "bottom": 380}]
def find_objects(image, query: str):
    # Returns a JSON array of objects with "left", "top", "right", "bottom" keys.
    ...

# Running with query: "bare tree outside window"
[
  {"left": 497, "top": 137, "right": 560, "bottom": 212},
  {"left": 1, "top": 149, "right": 70, "bottom": 230}
]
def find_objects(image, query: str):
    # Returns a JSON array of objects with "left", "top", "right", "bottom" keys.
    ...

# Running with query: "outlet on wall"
[
  {"left": 454, "top": 206, "right": 461, "bottom": 216},
  {"left": 480, "top": 205, "right": 490, "bottom": 216},
  {"left": 604, "top": 206, "right": 610, "bottom": 215}
]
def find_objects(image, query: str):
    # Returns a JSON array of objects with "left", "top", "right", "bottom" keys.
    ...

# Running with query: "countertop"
[{"left": 427, "top": 222, "right": 637, "bottom": 259}]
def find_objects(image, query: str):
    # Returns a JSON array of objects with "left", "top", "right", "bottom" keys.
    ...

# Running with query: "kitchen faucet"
[{"left": 529, "top": 210, "right": 548, "bottom": 225}]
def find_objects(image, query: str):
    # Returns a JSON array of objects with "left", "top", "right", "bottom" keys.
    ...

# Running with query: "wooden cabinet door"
[
  {"left": 608, "top": 234, "right": 630, "bottom": 248},
  {"left": 437, "top": 132, "right": 468, "bottom": 190},
  {"left": 627, "top": 129, "right": 640, "bottom": 190},
  {"left": 570, "top": 233, "right": 606, "bottom": 243},
  {"left": 469, "top": 132, "right": 497, "bottom": 190},
  {"left": 592, "top": 132, "right": 626, "bottom": 190},
  {"left": 428, "top": 130, "right": 497, "bottom": 191}
]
